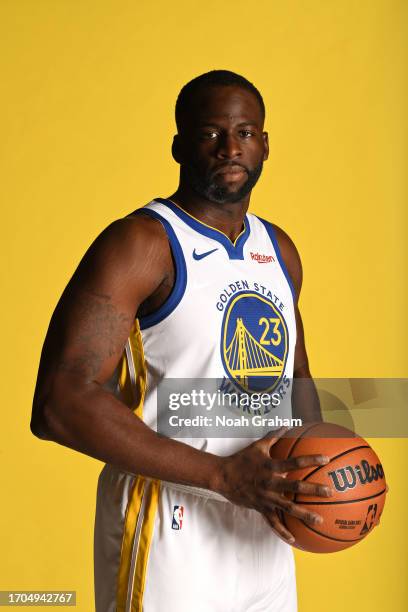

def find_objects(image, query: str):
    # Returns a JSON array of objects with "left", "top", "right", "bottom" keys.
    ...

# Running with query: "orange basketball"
[{"left": 270, "top": 422, "right": 387, "bottom": 553}]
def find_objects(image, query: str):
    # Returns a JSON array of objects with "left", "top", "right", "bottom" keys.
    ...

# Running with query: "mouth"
[{"left": 213, "top": 165, "right": 247, "bottom": 182}]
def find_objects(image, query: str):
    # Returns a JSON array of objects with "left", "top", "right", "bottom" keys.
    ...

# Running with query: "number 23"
[{"left": 259, "top": 317, "right": 281, "bottom": 346}]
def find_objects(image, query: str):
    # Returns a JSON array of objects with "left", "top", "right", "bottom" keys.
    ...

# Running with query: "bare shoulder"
[
  {"left": 271, "top": 223, "right": 303, "bottom": 300},
  {"left": 86, "top": 211, "right": 169, "bottom": 263},
  {"left": 72, "top": 211, "right": 172, "bottom": 289}
]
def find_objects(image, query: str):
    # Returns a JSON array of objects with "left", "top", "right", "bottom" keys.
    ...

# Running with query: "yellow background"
[{"left": 1, "top": 1, "right": 407, "bottom": 610}]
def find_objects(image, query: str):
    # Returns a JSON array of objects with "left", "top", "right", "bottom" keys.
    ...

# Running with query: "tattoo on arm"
[{"left": 56, "top": 292, "right": 134, "bottom": 379}]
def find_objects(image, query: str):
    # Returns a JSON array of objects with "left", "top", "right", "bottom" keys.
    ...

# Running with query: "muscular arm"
[
  {"left": 273, "top": 225, "right": 322, "bottom": 422},
  {"left": 31, "top": 214, "right": 220, "bottom": 488}
]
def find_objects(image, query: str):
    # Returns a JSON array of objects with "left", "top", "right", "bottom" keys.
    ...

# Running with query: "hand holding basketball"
[{"left": 214, "top": 427, "right": 334, "bottom": 538}]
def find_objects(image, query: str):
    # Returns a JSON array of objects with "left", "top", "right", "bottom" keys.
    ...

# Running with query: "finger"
[
  {"left": 264, "top": 510, "right": 295, "bottom": 544},
  {"left": 265, "top": 426, "right": 291, "bottom": 445},
  {"left": 256, "top": 427, "right": 291, "bottom": 454},
  {"left": 277, "top": 454, "right": 330, "bottom": 472},
  {"left": 264, "top": 477, "right": 333, "bottom": 498},
  {"left": 263, "top": 493, "right": 324, "bottom": 525}
]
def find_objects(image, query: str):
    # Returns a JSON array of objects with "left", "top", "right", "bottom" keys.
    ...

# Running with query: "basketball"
[{"left": 270, "top": 422, "right": 387, "bottom": 553}]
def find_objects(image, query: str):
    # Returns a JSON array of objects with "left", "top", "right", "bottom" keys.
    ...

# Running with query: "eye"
[
  {"left": 200, "top": 131, "right": 219, "bottom": 140},
  {"left": 239, "top": 129, "right": 254, "bottom": 138}
]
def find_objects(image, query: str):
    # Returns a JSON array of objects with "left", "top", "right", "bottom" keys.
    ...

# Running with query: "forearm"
[
  {"left": 35, "top": 379, "right": 223, "bottom": 492},
  {"left": 32, "top": 378, "right": 332, "bottom": 530}
]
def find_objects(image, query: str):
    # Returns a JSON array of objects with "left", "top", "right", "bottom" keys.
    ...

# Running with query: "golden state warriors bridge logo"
[{"left": 221, "top": 291, "right": 289, "bottom": 393}]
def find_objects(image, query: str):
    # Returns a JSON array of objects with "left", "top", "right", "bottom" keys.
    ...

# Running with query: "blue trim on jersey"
[
  {"left": 257, "top": 217, "right": 296, "bottom": 300},
  {"left": 134, "top": 208, "right": 187, "bottom": 330},
  {"left": 155, "top": 198, "right": 250, "bottom": 260}
]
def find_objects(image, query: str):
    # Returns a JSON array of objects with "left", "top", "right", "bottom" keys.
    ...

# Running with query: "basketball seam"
[
  {"left": 294, "top": 488, "right": 386, "bottom": 506},
  {"left": 300, "top": 520, "right": 368, "bottom": 543},
  {"left": 285, "top": 423, "right": 323, "bottom": 459}
]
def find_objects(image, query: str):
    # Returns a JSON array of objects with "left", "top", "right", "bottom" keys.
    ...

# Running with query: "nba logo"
[{"left": 172, "top": 505, "right": 184, "bottom": 530}]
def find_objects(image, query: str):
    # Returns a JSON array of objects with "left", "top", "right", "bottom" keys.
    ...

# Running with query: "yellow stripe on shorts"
[
  {"left": 116, "top": 476, "right": 146, "bottom": 612},
  {"left": 131, "top": 480, "right": 161, "bottom": 611}
]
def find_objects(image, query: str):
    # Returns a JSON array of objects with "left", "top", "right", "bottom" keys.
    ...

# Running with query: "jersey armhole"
[
  {"left": 133, "top": 208, "right": 187, "bottom": 330},
  {"left": 257, "top": 217, "right": 296, "bottom": 301}
]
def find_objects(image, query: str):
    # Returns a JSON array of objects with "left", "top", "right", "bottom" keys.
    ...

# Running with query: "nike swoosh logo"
[{"left": 192, "top": 247, "right": 219, "bottom": 261}]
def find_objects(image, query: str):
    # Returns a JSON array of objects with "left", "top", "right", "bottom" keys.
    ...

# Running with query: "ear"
[
  {"left": 172, "top": 135, "right": 182, "bottom": 164},
  {"left": 262, "top": 131, "right": 269, "bottom": 161}
]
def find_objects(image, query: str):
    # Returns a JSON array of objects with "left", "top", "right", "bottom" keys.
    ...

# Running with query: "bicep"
[
  {"left": 34, "top": 218, "right": 166, "bottom": 403},
  {"left": 42, "top": 287, "right": 134, "bottom": 384}
]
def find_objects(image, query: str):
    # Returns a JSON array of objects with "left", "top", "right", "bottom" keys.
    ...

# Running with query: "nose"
[{"left": 215, "top": 133, "right": 242, "bottom": 160}]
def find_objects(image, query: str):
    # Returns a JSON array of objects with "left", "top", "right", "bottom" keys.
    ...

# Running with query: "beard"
[{"left": 182, "top": 160, "right": 264, "bottom": 204}]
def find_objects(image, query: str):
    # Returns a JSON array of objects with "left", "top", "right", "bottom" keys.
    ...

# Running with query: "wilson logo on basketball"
[
  {"left": 328, "top": 460, "right": 385, "bottom": 492},
  {"left": 250, "top": 251, "right": 275, "bottom": 264}
]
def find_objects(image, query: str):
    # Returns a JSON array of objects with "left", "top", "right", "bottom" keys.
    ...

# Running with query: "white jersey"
[
  {"left": 95, "top": 198, "right": 298, "bottom": 612},
  {"left": 114, "top": 197, "right": 297, "bottom": 456}
]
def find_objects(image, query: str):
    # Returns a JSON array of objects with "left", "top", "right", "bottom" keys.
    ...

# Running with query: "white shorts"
[{"left": 94, "top": 464, "right": 297, "bottom": 612}]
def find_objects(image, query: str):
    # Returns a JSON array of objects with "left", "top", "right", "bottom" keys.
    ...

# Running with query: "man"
[{"left": 31, "top": 70, "right": 332, "bottom": 611}]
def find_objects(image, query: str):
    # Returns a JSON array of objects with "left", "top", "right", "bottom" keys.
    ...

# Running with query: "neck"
[{"left": 168, "top": 183, "right": 250, "bottom": 242}]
